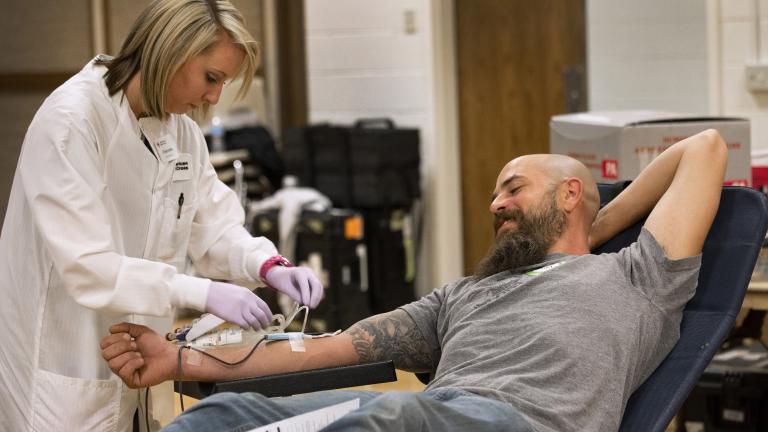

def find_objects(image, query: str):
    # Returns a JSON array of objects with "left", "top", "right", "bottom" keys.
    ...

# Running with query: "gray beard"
[{"left": 474, "top": 194, "right": 566, "bottom": 279}]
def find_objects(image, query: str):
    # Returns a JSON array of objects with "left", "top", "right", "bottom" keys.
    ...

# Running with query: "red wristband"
[{"left": 259, "top": 255, "right": 293, "bottom": 284}]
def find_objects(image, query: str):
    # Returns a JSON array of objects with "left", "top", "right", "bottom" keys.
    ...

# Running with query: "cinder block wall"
[{"left": 587, "top": 0, "right": 768, "bottom": 151}]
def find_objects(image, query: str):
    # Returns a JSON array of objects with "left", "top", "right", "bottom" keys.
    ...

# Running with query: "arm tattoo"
[{"left": 345, "top": 309, "right": 433, "bottom": 373}]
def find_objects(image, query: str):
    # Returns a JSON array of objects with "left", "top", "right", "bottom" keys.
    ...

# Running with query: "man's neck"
[{"left": 547, "top": 229, "right": 590, "bottom": 256}]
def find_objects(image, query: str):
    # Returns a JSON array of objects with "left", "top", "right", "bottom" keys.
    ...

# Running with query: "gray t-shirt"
[{"left": 400, "top": 228, "right": 701, "bottom": 432}]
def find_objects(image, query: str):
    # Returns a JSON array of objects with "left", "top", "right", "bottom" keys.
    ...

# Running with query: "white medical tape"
[
  {"left": 186, "top": 348, "right": 202, "bottom": 366},
  {"left": 288, "top": 333, "right": 306, "bottom": 352}
]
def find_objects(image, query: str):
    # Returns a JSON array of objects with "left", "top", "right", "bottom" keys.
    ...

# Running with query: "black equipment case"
[
  {"left": 283, "top": 119, "right": 420, "bottom": 209},
  {"left": 294, "top": 209, "right": 371, "bottom": 331},
  {"left": 250, "top": 208, "right": 371, "bottom": 332},
  {"left": 363, "top": 208, "right": 416, "bottom": 314}
]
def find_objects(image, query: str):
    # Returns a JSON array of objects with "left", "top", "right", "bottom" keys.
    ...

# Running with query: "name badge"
[
  {"left": 173, "top": 153, "right": 193, "bottom": 182},
  {"left": 154, "top": 135, "right": 179, "bottom": 163}
]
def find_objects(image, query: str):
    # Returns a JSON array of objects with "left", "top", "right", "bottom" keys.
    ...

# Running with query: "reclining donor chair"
[{"left": 178, "top": 184, "right": 768, "bottom": 432}]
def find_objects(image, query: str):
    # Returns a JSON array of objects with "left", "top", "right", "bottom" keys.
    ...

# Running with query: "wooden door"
[{"left": 456, "top": 0, "right": 586, "bottom": 273}]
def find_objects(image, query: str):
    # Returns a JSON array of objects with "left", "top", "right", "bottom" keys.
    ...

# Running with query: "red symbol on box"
[
  {"left": 724, "top": 179, "right": 748, "bottom": 186},
  {"left": 602, "top": 160, "right": 618, "bottom": 179}
]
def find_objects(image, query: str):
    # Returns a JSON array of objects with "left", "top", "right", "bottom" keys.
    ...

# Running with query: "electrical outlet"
[
  {"left": 746, "top": 64, "right": 768, "bottom": 92},
  {"left": 404, "top": 10, "right": 416, "bottom": 35}
]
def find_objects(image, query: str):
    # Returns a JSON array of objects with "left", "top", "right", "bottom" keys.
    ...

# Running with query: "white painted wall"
[
  {"left": 587, "top": 0, "right": 710, "bottom": 112},
  {"left": 588, "top": 0, "right": 768, "bottom": 151},
  {"left": 305, "top": 0, "right": 429, "bottom": 126},
  {"left": 304, "top": 0, "right": 463, "bottom": 294},
  {"left": 719, "top": 0, "right": 768, "bottom": 150}
]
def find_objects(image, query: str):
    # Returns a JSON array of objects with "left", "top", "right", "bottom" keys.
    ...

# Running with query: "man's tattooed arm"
[{"left": 344, "top": 309, "right": 434, "bottom": 373}]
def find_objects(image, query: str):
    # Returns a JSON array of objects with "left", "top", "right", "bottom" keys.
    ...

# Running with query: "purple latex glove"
[
  {"left": 265, "top": 266, "right": 324, "bottom": 308},
  {"left": 205, "top": 281, "right": 274, "bottom": 330}
]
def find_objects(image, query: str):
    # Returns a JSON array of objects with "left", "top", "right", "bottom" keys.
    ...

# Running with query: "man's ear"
[{"left": 560, "top": 178, "right": 583, "bottom": 213}]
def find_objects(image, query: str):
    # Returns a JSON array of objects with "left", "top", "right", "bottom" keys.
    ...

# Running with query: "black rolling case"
[
  {"left": 274, "top": 118, "right": 420, "bottom": 325},
  {"left": 348, "top": 119, "right": 420, "bottom": 208},
  {"left": 283, "top": 125, "right": 353, "bottom": 207},
  {"left": 363, "top": 208, "right": 416, "bottom": 313},
  {"left": 294, "top": 209, "right": 370, "bottom": 331},
  {"left": 250, "top": 208, "right": 370, "bottom": 332},
  {"left": 283, "top": 119, "right": 420, "bottom": 209}
]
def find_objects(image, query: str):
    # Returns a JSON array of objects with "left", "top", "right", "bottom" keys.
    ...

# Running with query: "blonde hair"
[{"left": 98, "top": 0, "right": 259, "bottom": 120}]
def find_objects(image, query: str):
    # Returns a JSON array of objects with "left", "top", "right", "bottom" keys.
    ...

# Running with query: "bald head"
[{"left": 494, "top": 154, "right": 600, "bottom": 232}]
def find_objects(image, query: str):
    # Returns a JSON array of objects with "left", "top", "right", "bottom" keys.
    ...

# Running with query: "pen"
[{"left": 177, "top": 193, "right": 184, "bottom": 219}]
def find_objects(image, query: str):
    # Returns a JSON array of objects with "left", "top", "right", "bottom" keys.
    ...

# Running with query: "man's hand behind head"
[{"left": 100, "top": 323, "right": 177, "bottom": 389}]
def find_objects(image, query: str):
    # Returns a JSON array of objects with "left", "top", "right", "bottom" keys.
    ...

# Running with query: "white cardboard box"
[{"left": 549, "top": 111, "right": 751, "bottom": 185}]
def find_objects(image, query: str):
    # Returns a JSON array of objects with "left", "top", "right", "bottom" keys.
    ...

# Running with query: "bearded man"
[{"left": 101, "top": 129, "right": 727, "bottom": 432}]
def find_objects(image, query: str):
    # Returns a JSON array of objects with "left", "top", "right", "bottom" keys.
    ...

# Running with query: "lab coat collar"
[
  {"left": 138, "top": 116, "right": 180, "bottom": 163},
  {"left": 89, "top": 58, "right": 181, "bottom": 164}
]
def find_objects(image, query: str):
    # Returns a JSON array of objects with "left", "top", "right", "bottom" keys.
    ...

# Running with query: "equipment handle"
[{"left": 353, "top": 118, "right": 395, "bottom": 129}]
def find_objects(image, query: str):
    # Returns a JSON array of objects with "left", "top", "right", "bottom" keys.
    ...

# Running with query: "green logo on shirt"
[{"left": 526, "top": 261, "right": 565, "bottom": 276}]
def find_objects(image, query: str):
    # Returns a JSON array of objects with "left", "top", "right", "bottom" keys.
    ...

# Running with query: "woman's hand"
[
  {"left": 205, "top": 281, "right": 274, "bottom": 329},
  {"left": 265, "top": 266, "right": 324, "bottom": 308}
]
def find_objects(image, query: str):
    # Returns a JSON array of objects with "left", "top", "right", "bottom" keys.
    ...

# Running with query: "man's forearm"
[
  {"left": 176, "top": 309, "right": 433, "bottom": 381},
  {"left": 177, "top": 333, "right": 359, "bottom": 382},
  {"left": 590, "top": 129, "right": 725, "bottom": 249}
]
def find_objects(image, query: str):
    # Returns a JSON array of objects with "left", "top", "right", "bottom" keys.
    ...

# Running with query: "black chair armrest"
[{"left": 174, "top": 361, "right": 397, "bottom": 399}]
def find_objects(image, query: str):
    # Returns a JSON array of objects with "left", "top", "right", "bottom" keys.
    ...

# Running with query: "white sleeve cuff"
[
  {"left": 170, "top": 274, "right": 211, "bottom": 311},
  {"left": 245, "top": 249, "right": 276, "bottom": 285},
  {"left": 229, "top": 235, "right": 278, "bottom": 285}
]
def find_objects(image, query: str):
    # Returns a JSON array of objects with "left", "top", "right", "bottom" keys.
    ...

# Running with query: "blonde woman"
[{"left": 0, "top": 1, "right": 322, "bottom": 430}]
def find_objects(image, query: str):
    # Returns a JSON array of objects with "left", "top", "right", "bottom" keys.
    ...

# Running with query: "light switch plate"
[{"left": 746, "top": 64, "right": 768, "bottom": 92}]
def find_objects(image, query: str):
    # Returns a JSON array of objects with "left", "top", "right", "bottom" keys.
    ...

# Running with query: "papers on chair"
[{"left": 246, "top": 398, "right": 360, "bottom": 432}]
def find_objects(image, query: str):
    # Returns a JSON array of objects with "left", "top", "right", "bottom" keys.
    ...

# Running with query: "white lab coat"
[{"left": 0, "top": 59, "right": 277, "bottom": 431}]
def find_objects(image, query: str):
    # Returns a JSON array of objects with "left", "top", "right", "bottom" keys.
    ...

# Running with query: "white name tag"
[
  {"left": 173, "top": 153, "right": 193, "bottom": 182},
  {"left": 154, "top": 135, "right": 179, "bottom": 163}
]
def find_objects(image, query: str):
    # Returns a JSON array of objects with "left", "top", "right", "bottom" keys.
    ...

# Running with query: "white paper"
[
  {"left": 185, "top": 314, "right": 226, "bottom": 342},
  {"left": 246, "top": 398, "right": 360, "bottom": 432}
]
